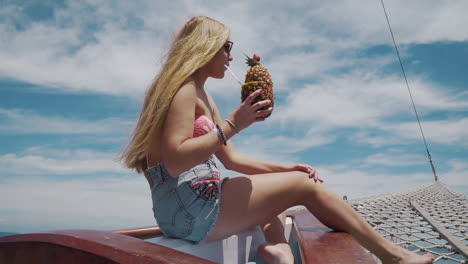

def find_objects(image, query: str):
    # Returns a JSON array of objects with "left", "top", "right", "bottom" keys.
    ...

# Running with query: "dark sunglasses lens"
[{"left": 224, "top": 42, "right": 233, "bottom": 53}]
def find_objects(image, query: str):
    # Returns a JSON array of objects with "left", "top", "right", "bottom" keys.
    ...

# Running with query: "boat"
[
  {"left": 0, "top": 206, "right": 378, "bottom": 263},
  {"left": 2, "top": 180, "right": 467, "bottom": 263}
]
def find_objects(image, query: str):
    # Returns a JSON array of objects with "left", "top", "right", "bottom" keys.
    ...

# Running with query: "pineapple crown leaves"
[{"left": 243, "top": 53, "right": 261, "bottom": 67}]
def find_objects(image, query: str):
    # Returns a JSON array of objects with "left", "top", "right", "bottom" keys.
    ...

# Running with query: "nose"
[{"left": 228, "top": 54, "right": 233, "bottom": 61}]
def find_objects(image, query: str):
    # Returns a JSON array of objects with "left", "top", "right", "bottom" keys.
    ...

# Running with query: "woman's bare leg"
[
  {"left": 258, "top": 211, "right": 294, "bottom": 264},
  {"left": 206, "top": 172, "right": 434, "bottom": 264},
  {"left": 262, "top": 211, "right": 287, "bottom": 243}
]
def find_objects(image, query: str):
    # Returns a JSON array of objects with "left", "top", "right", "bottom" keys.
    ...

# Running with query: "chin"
[{"left": 212, "top": 72, "right": 225, "bottom": 79}]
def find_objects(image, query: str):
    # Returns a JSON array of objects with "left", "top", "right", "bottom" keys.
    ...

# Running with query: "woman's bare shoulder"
[
  {"left": 178, "top": 78, "right": 196, "bottom": 93},
  {"left": 171, "top": 79, "right": 197, "bottom": 108}
]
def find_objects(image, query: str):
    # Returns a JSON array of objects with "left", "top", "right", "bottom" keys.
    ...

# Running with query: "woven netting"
[{"left": 350, "top": 181, "right": 467, "bottom": 263}]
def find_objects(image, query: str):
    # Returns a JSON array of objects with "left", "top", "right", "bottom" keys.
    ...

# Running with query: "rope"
[
  {"left": 379, "top": 0, "right": 438, "bottom": 182},
  {"left": 352, "top": 182, "right": 468, "bottom": 263}
]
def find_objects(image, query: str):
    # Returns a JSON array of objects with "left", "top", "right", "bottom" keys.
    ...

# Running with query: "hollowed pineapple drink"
[{"left": 241, "top": 54, "right": 274, "bottom": 117}]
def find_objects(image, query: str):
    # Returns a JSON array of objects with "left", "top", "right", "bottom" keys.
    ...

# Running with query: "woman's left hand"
[{"left": 292, "top": 164, "right": 323, "bottom": 183}]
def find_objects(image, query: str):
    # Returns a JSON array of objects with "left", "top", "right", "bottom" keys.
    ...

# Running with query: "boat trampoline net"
[{"left": 350, "top": 181, "right": 467, "bottom": 263}]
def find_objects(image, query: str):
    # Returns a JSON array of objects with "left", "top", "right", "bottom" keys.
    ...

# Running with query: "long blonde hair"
[{"left": 120, "top": 16, "right": 230, "bottom": 173}]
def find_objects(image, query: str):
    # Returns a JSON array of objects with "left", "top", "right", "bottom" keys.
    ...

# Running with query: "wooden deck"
[{"left": 288, "top": 210, "right": 377, "bottom": 264}]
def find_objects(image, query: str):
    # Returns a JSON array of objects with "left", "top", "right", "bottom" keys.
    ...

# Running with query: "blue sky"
[{"left": 1, "top": 0, "right": 467, "bottom": 233}]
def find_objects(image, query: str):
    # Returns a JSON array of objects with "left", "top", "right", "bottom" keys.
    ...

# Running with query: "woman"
[{"left": 121, "top": 16, "right": 434, "bottom": 264}]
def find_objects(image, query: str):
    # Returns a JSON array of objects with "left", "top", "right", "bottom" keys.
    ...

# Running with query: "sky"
[{"left": 1, "top": 0, "right": 467, "bottom": 234}]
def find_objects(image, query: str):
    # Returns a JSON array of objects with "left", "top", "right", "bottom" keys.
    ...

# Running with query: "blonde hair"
[{"left": 120, "top": 16, "right": 230, "bottom": 173}]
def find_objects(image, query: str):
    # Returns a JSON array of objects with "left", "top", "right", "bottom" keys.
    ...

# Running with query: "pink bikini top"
[{"left": 193, "top": 114, "right": 215, "bottom": 137}]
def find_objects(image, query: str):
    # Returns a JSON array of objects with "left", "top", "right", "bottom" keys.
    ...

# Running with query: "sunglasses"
[{"left": 223, "top": 41, "right": 233, "bottom": 53}]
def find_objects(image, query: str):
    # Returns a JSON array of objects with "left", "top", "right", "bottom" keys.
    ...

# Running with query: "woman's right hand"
[{"left": 227, "top": 89, "right": 273, "bottom": 132}]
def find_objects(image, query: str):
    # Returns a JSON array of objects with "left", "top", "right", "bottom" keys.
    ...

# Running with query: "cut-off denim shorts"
[{"left": 147, "top": 157, "right": 227, "bottom": 243}]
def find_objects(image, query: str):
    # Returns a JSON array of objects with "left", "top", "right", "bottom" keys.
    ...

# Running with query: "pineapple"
[{"left": 241, "top": 54, "right": 274, "bottom": 117}]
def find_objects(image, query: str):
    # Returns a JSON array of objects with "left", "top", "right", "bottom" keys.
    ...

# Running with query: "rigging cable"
[{"left": 379, "top": 0, "right": 438, "bottom": 181}]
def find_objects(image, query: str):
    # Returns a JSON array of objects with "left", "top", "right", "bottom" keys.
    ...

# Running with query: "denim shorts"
[{"left": 147, "top": 158, "right": 227, "bottom": 243}]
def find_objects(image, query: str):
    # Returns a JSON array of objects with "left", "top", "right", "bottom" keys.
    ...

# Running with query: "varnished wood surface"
[
  {"left": 0, "top": 229, "right": 216, "bottom": 264},
  {"left": 288, "top": 210, "right": 377, "bottom": 264},
  {"left": 110, "top": 225, "right": 164, "bottom": 240}
]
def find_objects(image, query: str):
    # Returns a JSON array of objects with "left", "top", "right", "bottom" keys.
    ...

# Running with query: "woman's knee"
[
  {"left": 290, "top": 171, "right": 319, "bottom": 185},
  {"left": 289, "top": 171, "right": 324, "bottom": 200}
]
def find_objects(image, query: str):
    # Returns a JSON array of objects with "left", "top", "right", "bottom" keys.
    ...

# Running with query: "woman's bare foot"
[
  {"left": 257, "top": 242, "right": 294, "bottom": 264},
  {"left": 382, "top": 246, "right": 435, "bottom": 264}
]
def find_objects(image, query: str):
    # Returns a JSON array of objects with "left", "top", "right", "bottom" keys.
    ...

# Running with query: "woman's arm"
[
  {"left": 161, "top": 82, "right": 270, "bottom": 177},
  {"left": 218, "top": 147, "right": 290, "bottom": 174},
  {"left": 218, "top": 139, "right": 321, "bottom": 182},
  {"left": 209, "top": 95, "right": 322, "bottom": 181},
  {"left": 161, "top": 81, "right": 234, "bottom": 177}
]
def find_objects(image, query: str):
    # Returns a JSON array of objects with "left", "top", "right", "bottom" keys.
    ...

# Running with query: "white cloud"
[
  {"left": 1, "top": 0, "right": 468, "bottom": 98},
  {"left": 268, "top": 51, "right": 351, "bottom": 92},
  {"left": 0, "top": 147, "right": 127, "bottom": 175},
  {"left": 387, "top": 118, "right": 468, "bottom": 146},
  {"left": 271, "top": 73, "right": 468, "bottom": 139},
  {"left": 364, "top": 152, "right": 426, "bottom": 167},
  {"left": 0, "top": 23, "right": 159, "bottom": 96},
  {"left": 322, "top": 167, "right": 430, "bottom": 199},
  {"left": 320, "top": 159, "right": 467, "bottom": 199},
  {"left": 305, "top": 0, "right": 468, "bottom": 46},
  {"left": 0, "top": 2, "right": 163, "bottom": 96},
  {"left": 0, "top": 174, "right": 153, "bottom": 233},
  {"left": 350, "top": 116, "right": 468, "bottom": 147},
  {"left": 381, "top": 0, "right": 468, "bottom": 44},
  {"left": 442, "top": 159, "right": 468, "bottom": 195},
  {"left": 234, "top": 128, "right": 336, "bottom": 155},
  {"left": 350, "top": 130, "right": 405, "bottom": 147},
  {"left": 0, "top": 108, "right": 134, "bottom": 135}
]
